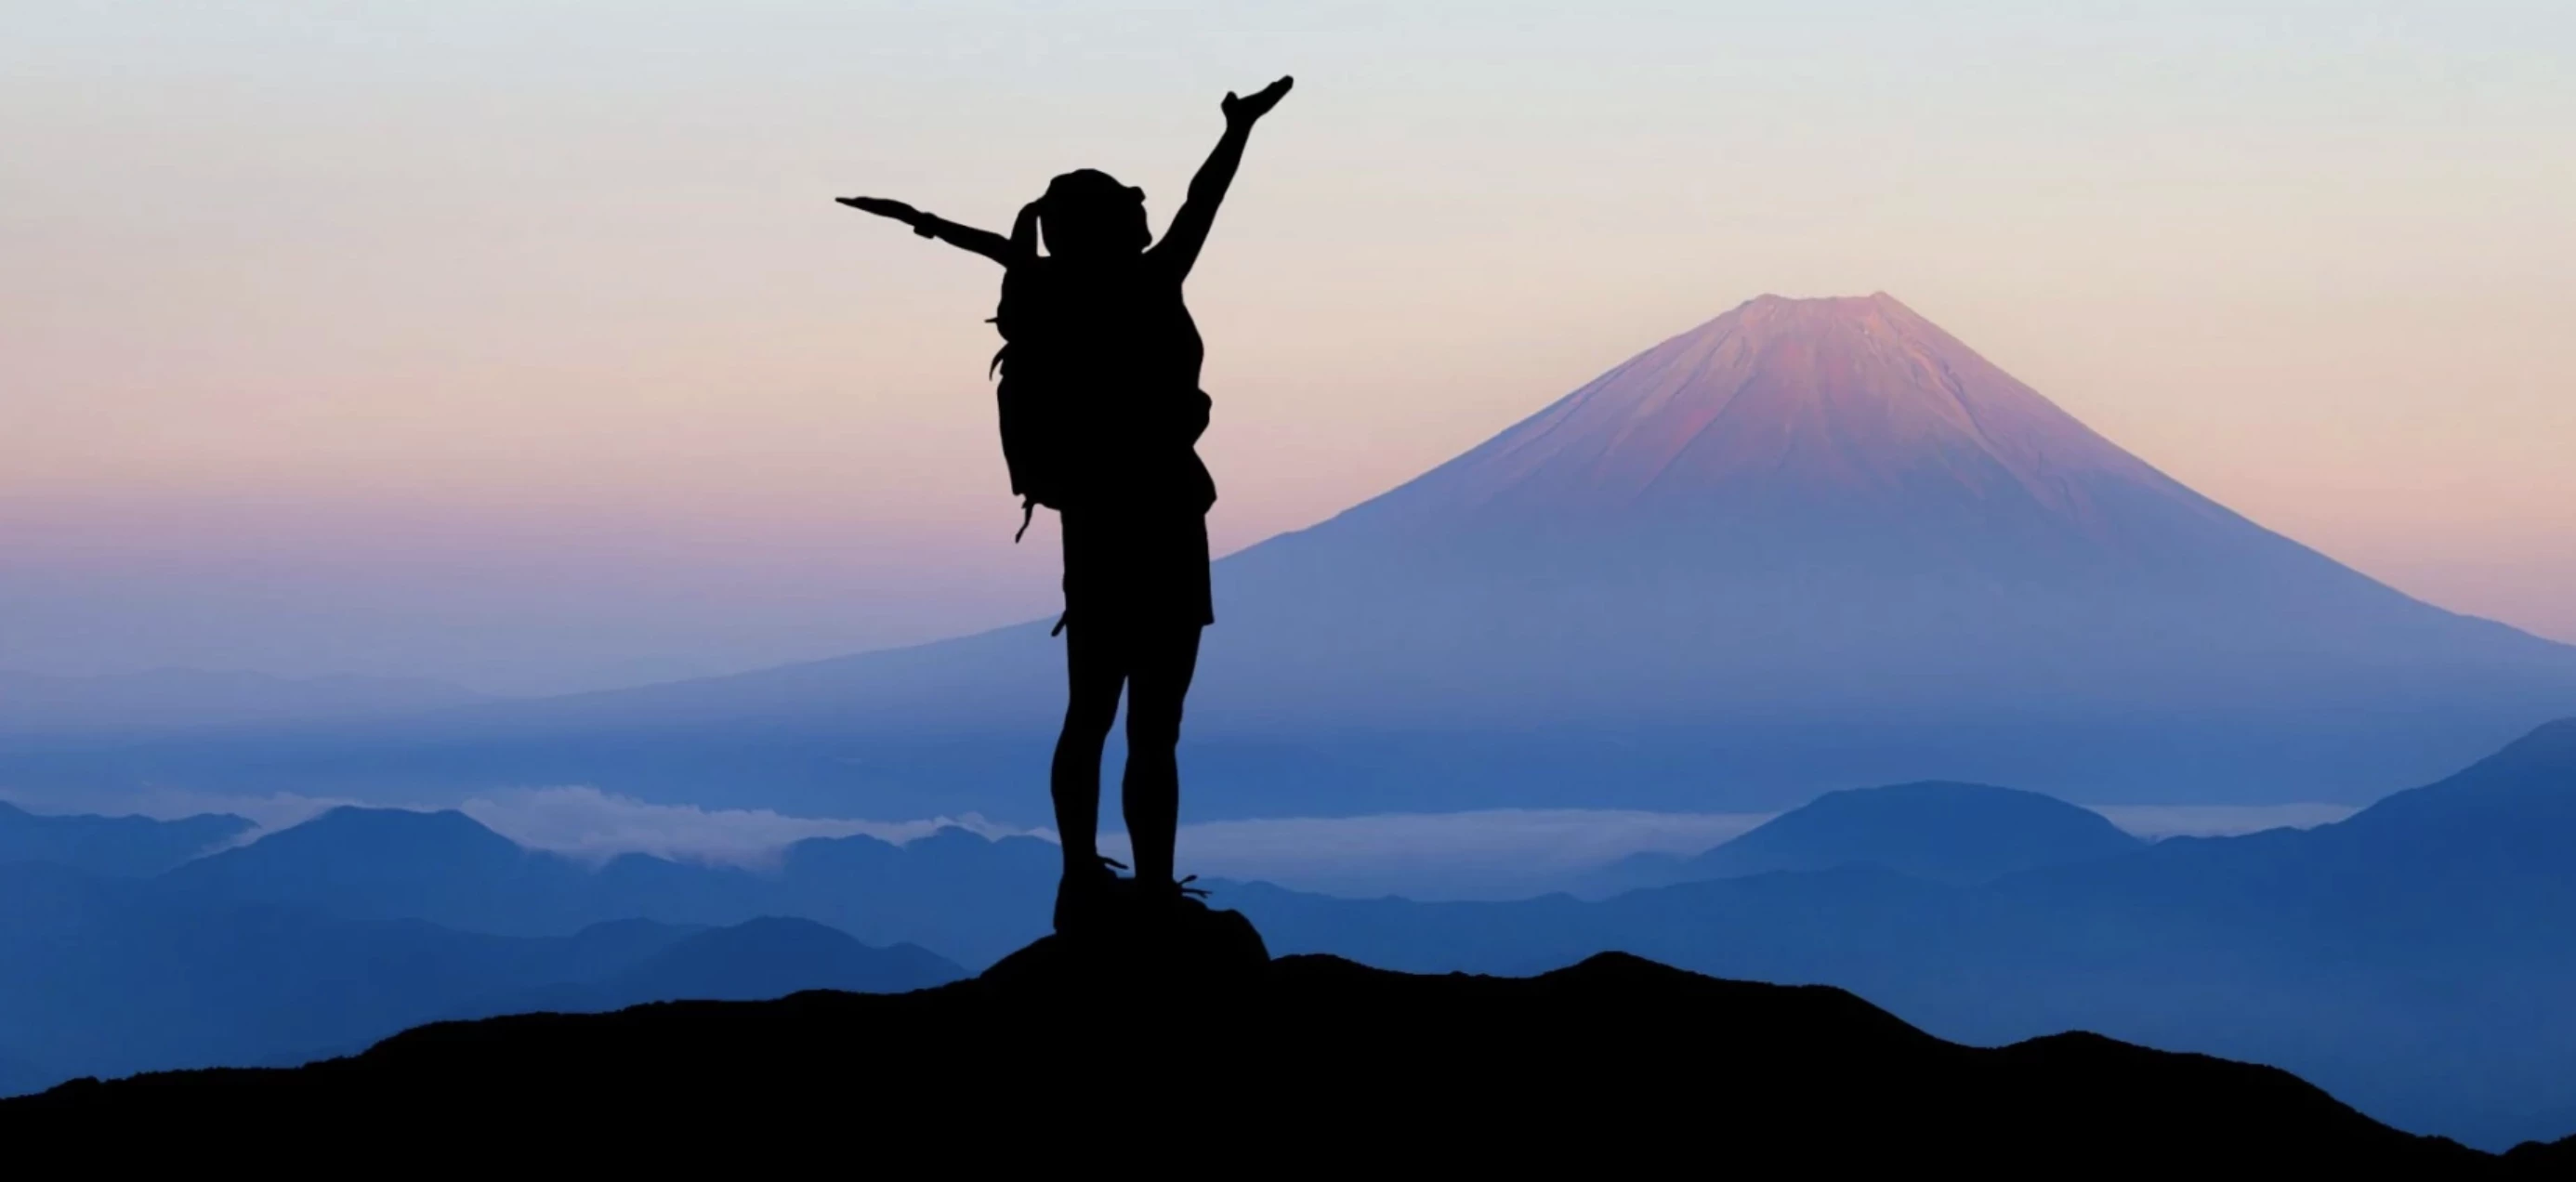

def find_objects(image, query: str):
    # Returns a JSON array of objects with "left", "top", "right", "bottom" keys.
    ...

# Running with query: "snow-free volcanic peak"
[
  {"left": 1177, "top": 290, "right": 2576, "bottom": 797},
  {"left": 1341, "top": 292, "right": 2242, "bottom": 566}
]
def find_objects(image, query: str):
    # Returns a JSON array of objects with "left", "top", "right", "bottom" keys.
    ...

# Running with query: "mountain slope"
[
  {"left": 1189, "top": 294, "right": 2574, "bottom": 731},
  {"left": 1345, "top": 292, "right": 2233, "bottom": 539}
]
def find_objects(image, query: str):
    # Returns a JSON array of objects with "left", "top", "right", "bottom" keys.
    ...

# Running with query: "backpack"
[
  {"left": 984, "top": 209, "right": 1216, "bottom": 541},
  {"left": 987, "top": 215, "right": 1071, "bottom": 543}
]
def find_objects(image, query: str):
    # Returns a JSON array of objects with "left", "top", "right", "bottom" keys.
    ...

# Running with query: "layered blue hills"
[
  {"left": 7, "top": 719, "right": 2576, "bottom": 1149},
  {"left": 0, "top": 854, "right": 965, "bottom": 1095},
  {"left": 0, "top": 811, "right": 986, "bottom": 1101},
  {"left": 161, "top": 806, "right": 1059, "bottom": 961},
  {"left": 1229, "top": 718, "right": 2576, "bottom": 1149}
]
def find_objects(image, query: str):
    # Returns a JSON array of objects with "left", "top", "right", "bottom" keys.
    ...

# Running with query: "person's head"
[{"left": 1036, "top": 169, "right": 1150, "bottom": 260}]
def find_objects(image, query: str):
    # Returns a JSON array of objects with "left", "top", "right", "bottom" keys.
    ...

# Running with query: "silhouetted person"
[{"left": 840, "top": 75, "right": 1293, "bottom": 935}]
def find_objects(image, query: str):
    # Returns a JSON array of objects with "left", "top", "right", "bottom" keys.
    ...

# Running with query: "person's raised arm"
[
  {"left": 836, "top": 196, "right": 1018, "bottom": 266},
  {"left": 1153, "top": 75, "right": 1292, "bottom": 281}
]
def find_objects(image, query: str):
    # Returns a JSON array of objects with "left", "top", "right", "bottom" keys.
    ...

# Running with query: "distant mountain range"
[
  {"left": 0, "top": 800, "right": 252, "bottom": 876},
  {"left": 8, "top": 294, "right": 2568, "bottom": 821},
  {"left": 5, "top": 719, "right": 2574, "bottom": 1148},
  {"left": 158, "top": 806, "right": 1059, "bottom": 965},
  {"left": 1225, "top": 717, "right": 2576, "bottom": 1150}
]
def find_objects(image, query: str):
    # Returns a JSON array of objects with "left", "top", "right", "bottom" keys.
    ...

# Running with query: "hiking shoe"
[
  {"left": 1132, "top": 873, "right": 1213, "bottom": 916},
  {"left": 1052, "top": 855, "right": 1128, "bottom": 935}
]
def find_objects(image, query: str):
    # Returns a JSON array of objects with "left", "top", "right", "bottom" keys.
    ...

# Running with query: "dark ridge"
[{"left": 1, "top": 918, "right": 2537, "bottom": 1172}]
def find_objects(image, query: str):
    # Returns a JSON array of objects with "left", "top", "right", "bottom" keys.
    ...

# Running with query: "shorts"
[{"left": 1057, "top": 508, "right": 1215, "bottom": 636}]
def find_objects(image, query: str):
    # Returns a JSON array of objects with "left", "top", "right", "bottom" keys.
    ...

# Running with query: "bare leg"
[
  {"left": 1120, "top": 625, "right": 1203, "bottom": 886},
  {"left": 1052, "top": 624, "right": 1126, "bottom": 876}
]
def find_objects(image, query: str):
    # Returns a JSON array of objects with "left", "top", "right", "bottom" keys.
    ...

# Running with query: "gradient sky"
[{"left": 5, "top": 2, "right": 2571, "bottom": 695}]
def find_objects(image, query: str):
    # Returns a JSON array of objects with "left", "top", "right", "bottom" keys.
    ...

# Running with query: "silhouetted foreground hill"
[{"left": 7, "top": 926, "right": 2561, "bottom": 1172}]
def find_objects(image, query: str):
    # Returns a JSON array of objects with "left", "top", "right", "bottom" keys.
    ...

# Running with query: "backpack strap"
[{"left": 1014, "top": 495, "right": 1037, "bottom": 544}]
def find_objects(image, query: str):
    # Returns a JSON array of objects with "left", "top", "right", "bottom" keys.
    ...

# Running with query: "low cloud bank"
[
  {"left": 0, "top": 783, "right": 1041, "bottom": 868},
  {"left": 456, "top": 786, "right": 1033, "bottom": 868},
  {"left": 1120, "top": 808, "right": 1772, "bottom": 900},
  {"left": 6, "top": 785, "right": 2360, "bottom": 897}
]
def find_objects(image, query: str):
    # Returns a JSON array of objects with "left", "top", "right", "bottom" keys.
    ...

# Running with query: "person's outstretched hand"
[
  {"left": 836, "top": 196, "right": 922, "bottom": 225},
  {"left": 1222, "top": 75, "right": 1294, "bottom": 127}
]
